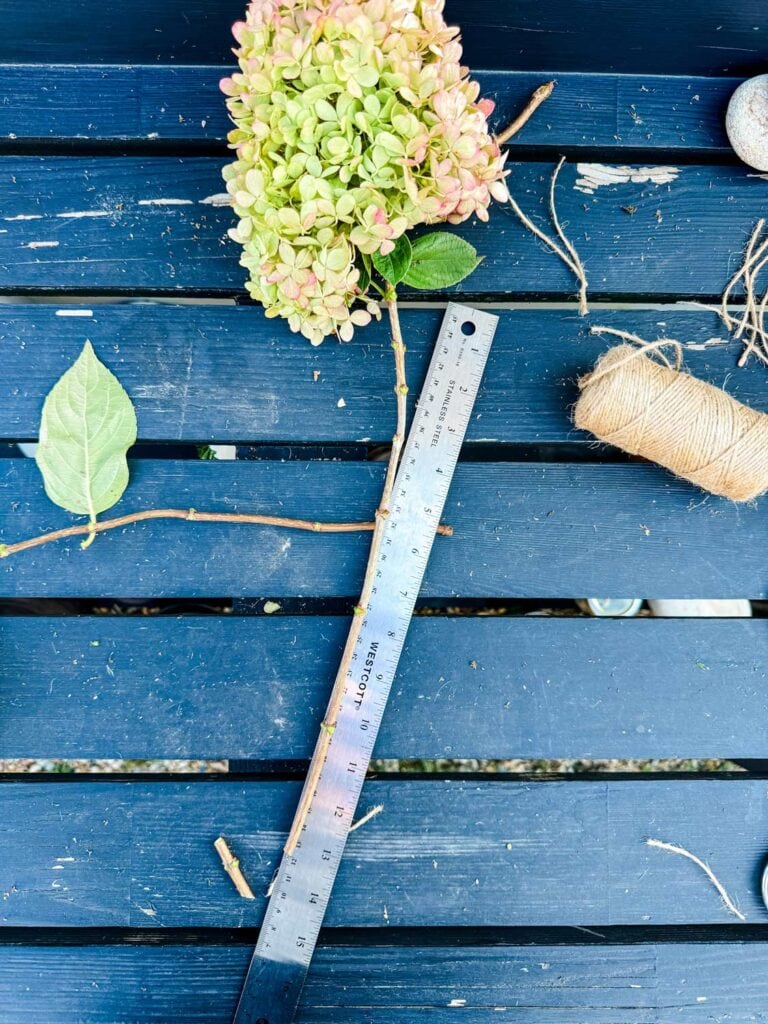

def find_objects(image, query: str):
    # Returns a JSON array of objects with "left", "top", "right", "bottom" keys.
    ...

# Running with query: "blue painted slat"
[
  {"left": 1, "top": 160, "right": 765, "bottom": 298},
  {"left": 0, "top": 942, "right": 763, "bottom": 1023},
  {"left": 2, "top": 616, "right": 764, "bottom": 761},
  {"left": 0, "top": 306, "right": 748, "bottom": 445},
  {"left": 0, "top": 65, "right": 735, "bottom": 152},
  {"left": 0, "top": 778, "right": 763, "bottom": 926},
  {"left": 3, "top": 458, "right": 768, "bottom": 598},
  {"left": 0, "top": 0, "right": 764, "bottom": 76}
]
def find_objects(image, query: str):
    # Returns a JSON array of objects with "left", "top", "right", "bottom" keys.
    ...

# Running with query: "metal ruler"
[{"left": 234, "top": 303, "right": 498, "bottom": 1024}]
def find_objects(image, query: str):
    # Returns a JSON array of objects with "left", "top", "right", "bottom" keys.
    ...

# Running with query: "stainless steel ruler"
[{"left": 234, "top": 303, "right": 498, "bottom": 1024}]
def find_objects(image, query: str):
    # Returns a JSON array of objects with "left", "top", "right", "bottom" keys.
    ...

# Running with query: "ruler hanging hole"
[{"left": 460, "top": 320, "right": 476, "bottom": 336}]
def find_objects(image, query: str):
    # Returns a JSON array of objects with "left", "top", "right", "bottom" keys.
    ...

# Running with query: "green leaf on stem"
[
  {"left": 402, "top": 232, "right": 482, "bottom": 290},
  {"left": 36, "top": 341, "right": 137, "bottom": 520},
  {"left": 371, "top": 234, "right": 412, "bottom": 287}
]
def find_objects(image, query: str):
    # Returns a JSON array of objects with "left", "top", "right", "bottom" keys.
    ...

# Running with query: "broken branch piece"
[
  {"left": 495, "top": 80, "right": 555, "bottom": 145},
  {"left": 214, "top": 837, "right": 255, "bottom": 900}
]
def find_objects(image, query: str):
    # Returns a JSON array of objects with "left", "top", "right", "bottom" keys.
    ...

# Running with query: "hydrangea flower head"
[{"left": 222, "top": 0, "right": 507, "bottom": 343}]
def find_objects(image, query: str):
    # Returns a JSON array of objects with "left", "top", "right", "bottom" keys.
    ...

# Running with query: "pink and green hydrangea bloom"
[{"left": 221, "top": 0, "right": 508, "bottom": 344}]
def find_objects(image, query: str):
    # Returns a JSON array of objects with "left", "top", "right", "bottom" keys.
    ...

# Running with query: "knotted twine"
[{"left": 574, "top": 328, "right": 768, "bottom": 502}]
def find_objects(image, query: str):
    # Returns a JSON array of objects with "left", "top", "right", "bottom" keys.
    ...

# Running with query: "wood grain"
[
  {"left": 0, "top": 615, "right": 764, "bottom": 760},
  {"left": 3, "top": 458, "right": 768, "bottom": 598},
  {"left": 0, "top": 777, "right": 763, "bottom": 927},
  {"left": 1, "top": 159, "right": 765, "bottom": 299},
  {"left": 0, "top": 0, "right": 765, "bottom": 75},
  {"left": 0, "top": 941, "right": 765, "bottom": 1022},
  {"left": 0, "top": 65, "right": 735, "bottom": 152},
  {"left": 0, "top": 306, "right": 748, "bottom": 446}
]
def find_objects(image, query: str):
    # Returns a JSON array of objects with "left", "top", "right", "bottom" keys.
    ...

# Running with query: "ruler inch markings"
[{"left": 233, "top": 303, "right": 498, "bottom": 1024}]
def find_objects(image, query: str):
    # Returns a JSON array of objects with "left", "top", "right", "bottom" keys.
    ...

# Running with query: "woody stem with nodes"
[
  {"left": 280, "top": 80, "right": 558, "bottom": 855},
  {"left": 284, "top": 288, "right": 407, "bottom": 856}
]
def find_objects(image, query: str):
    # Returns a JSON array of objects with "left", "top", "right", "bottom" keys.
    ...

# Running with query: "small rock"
[{"left": 726, "top": 75, "right": 768, "bottom": 171}]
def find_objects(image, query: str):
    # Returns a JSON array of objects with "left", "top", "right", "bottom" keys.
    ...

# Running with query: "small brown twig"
[
  {"left": 0, "top": 505, "right": 452, "bottom": 559},
  {"left": 214, "top": 837, "right": 255, "bottom": 900},
  {"left": 284, "top": 292, "right": 408, "bottom": 856},
  {"left": 646, "top": 838, "right": 746, "bottom": 921},
  {"left": 506, "top": 159, "right": 589, "bottom": 315},
  {"left": 495, "top": 81, "right": 555, "bottom": 145}
]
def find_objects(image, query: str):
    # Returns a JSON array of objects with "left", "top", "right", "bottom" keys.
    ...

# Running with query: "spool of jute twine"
[{"left": 574, "top": 328, "right": 768, "bottom": 502}]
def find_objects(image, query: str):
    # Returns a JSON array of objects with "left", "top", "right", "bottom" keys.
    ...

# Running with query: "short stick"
[
  {"left": 214, "top": 837, "right": 255, "bottom": 900},
  {"left": 646, "top": 838, "right": 746, "bottom": 921},
  {"left": 495, "top": 81, "right": 555, "bottom": 145}
]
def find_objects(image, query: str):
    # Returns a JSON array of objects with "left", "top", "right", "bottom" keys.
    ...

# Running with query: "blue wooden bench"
[{"left": 2, "top": 1, "right": 768, "bottom": 1019}]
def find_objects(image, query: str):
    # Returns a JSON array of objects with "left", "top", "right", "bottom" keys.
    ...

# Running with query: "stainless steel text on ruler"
[{"left": 234, "top": 303, "right": 498, "bottom": 1024}]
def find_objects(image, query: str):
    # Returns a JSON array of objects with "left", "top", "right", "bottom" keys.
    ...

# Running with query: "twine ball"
[
  {"left": 726, "top": 74, "right": 768, "bottom": 172},
  {"left": 574, "top": 344, "right": 768, "bottom": 502}
]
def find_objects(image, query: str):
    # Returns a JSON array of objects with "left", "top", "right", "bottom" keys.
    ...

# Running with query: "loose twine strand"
[
  {"left": 505, "top": 157, "right": 589, "bottom": 316},
  {"left": 575, "top": 327, "right": 768, "bottom": 502},
  {"left": 719, "top": 218, "right": 768, "bottom": 367},
  {"left": 646, "top": 839, "right": 746, "bottom": 921}
]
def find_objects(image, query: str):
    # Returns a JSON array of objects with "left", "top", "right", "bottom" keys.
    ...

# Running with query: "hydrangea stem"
[
  {"left": 0, "top": 509, "right": 417, "bottom": 559},
  {"left": 283, "top": 290, "right": 408, "bottom": 856}
]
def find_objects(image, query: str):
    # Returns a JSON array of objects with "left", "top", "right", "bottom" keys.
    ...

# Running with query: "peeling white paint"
[
  {"left": 574, "top": 163, "right": 680, "bottom": 195},
  {"left": 747, "top": 173, "right": 768, "bottom": 182},
  {"left": 138, "top": 198, "right": 194, "bottom": 206},
  {"left": 200, "top": 192, "right": 232, "bottom": 207},
  {"left": 685, "top": 337, "right": 729, "bottom": 350},
  {"left": 23, "top": 240, "right": 59, "bottom": 249},
  {"left": 448, "top": 1000, "right": 467, "bottom": 1008},
  {"left": 55, "top": 309, "right": 94, "bottom": 317},
  {"left": 4, "top": 214, "right": 42, "bottom": 221},
  {"left": 55, "top": 210, "right": 112, "bottom": 219}
]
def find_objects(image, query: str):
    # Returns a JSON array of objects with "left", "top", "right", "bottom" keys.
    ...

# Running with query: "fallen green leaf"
[{"left": 36, "top": 341, "right": 137, "bottom": 522}]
